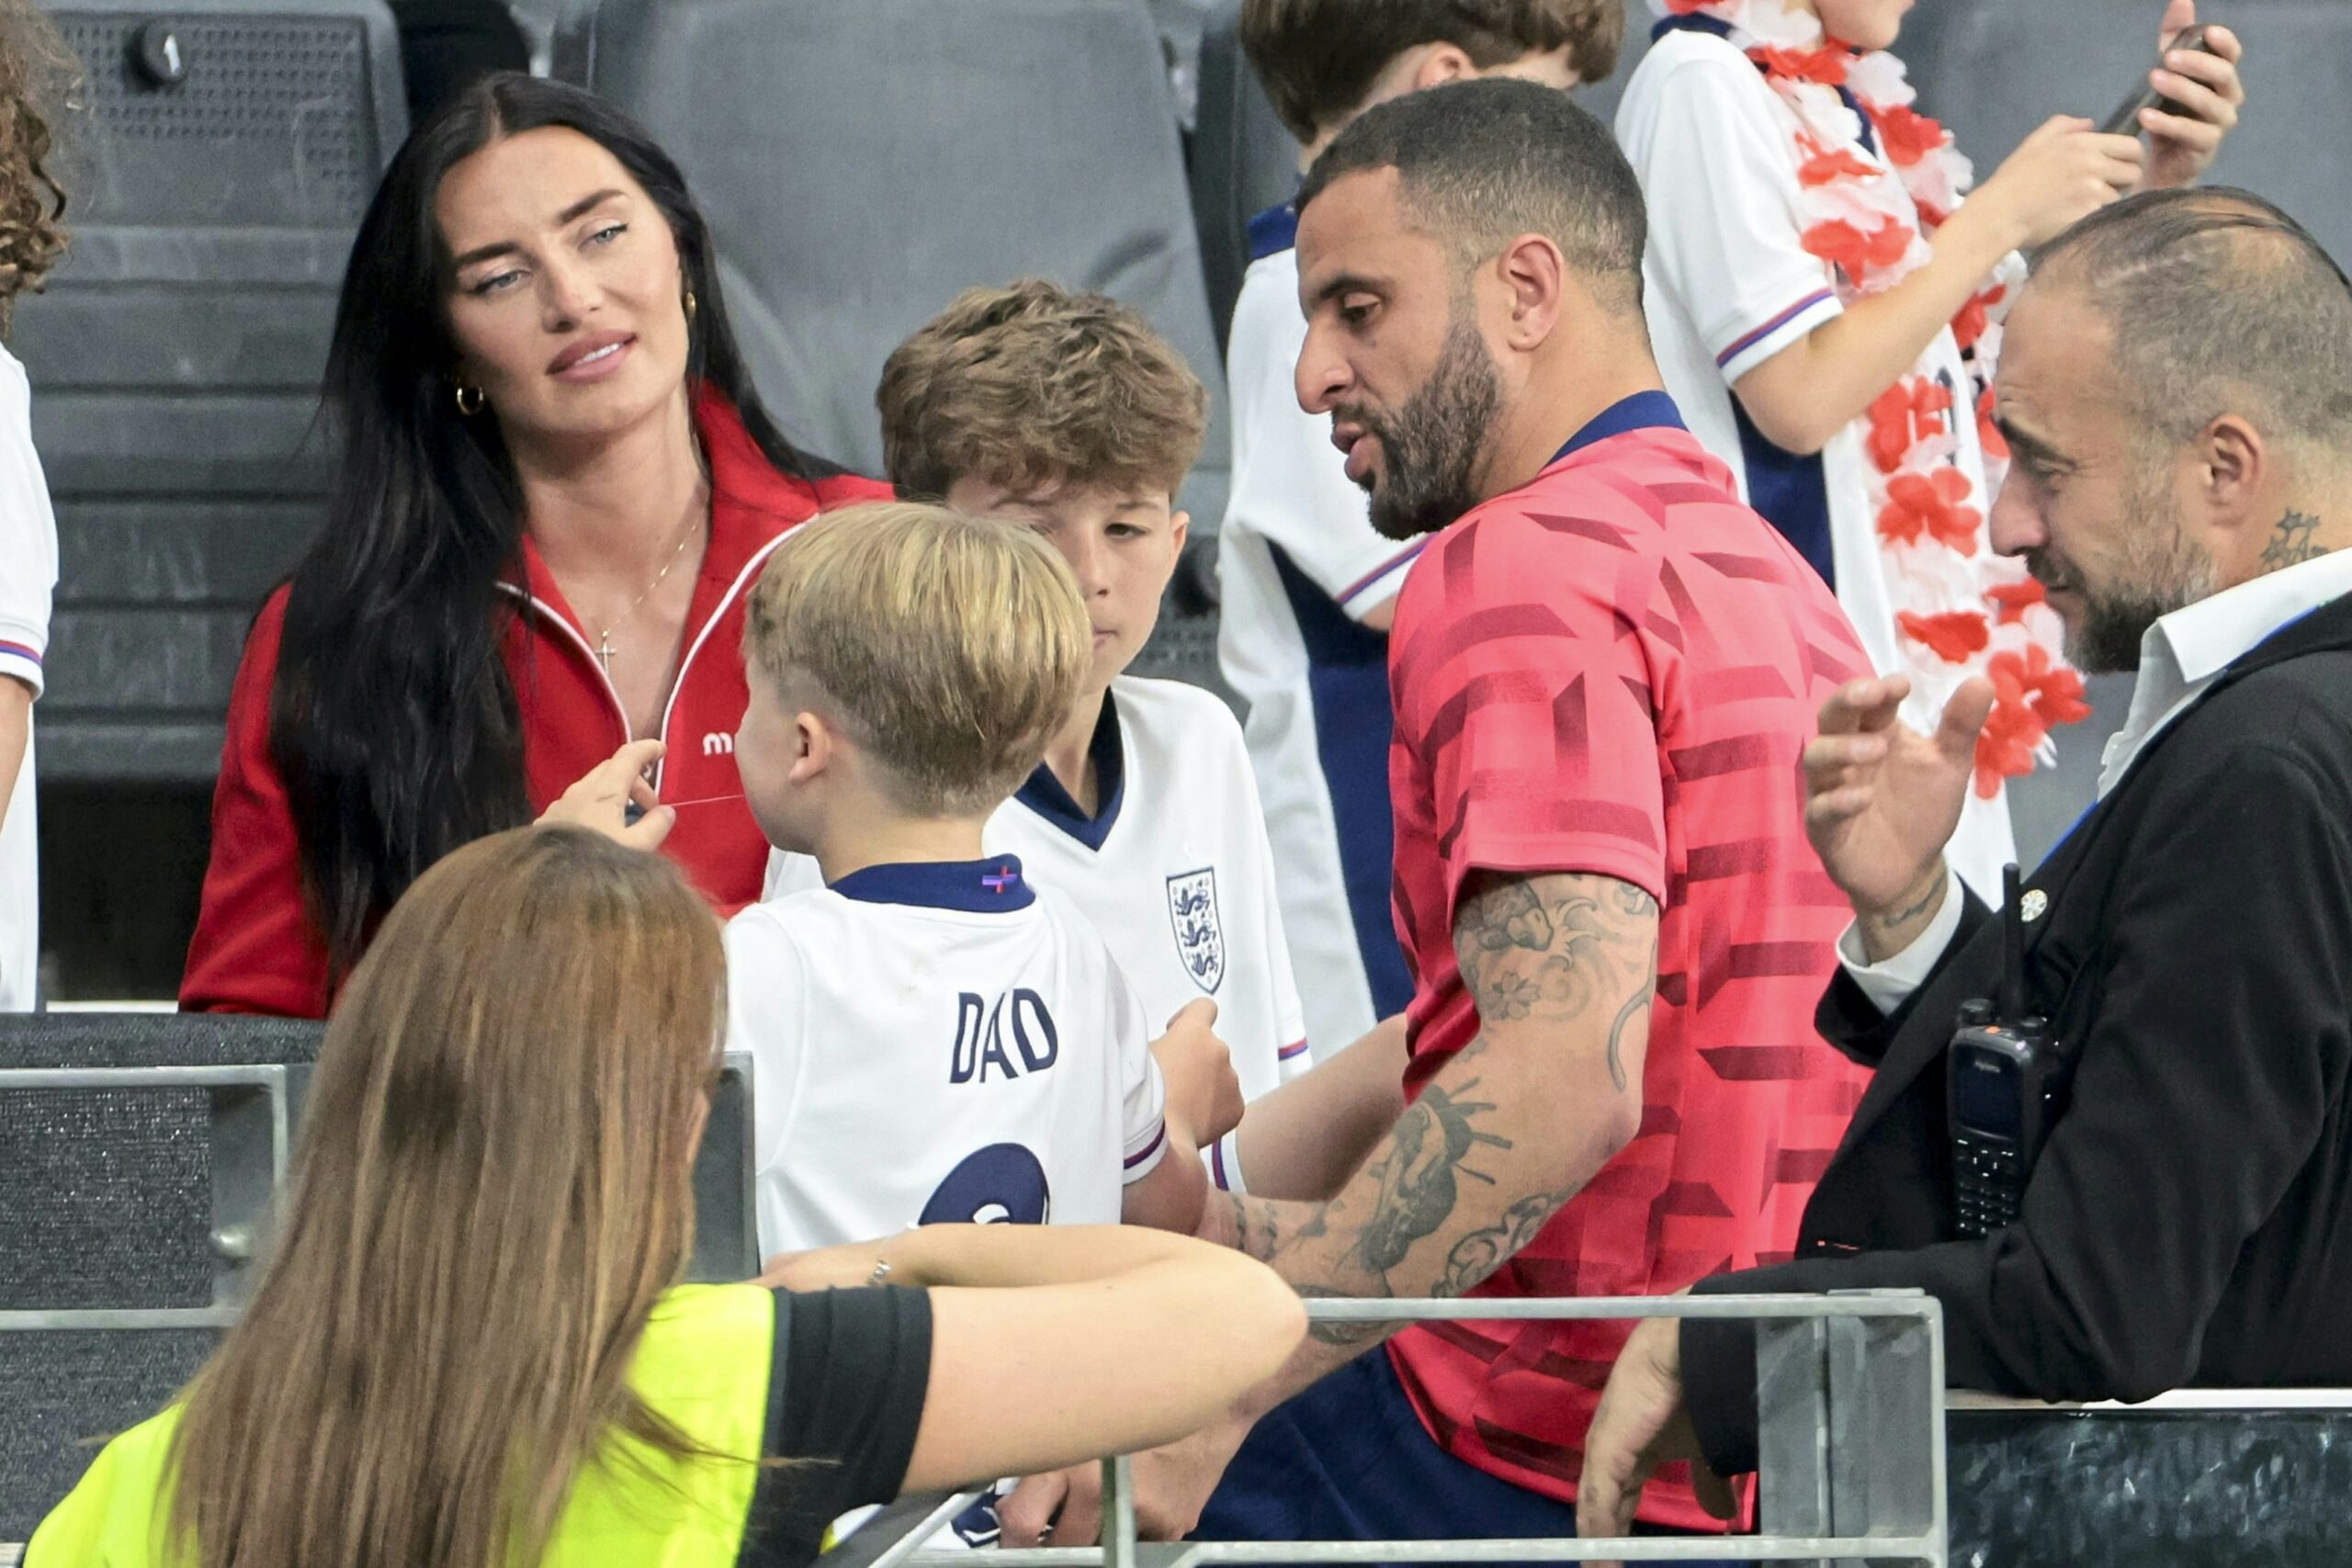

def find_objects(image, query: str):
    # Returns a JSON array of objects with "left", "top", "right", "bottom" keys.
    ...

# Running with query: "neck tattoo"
[{"left": 2258, "top": 509, "right": 2324, "bottom": 575}]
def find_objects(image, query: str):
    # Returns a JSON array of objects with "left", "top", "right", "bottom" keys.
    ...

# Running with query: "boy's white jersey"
[
  {"left": 727, "top": 856, "right": 1169, "bottom": 1257},
  {"left": 767, "top": 676, "right": 1310, "bottom": 1100},
  {"left": 1216, "top": 230, "right": 1421, "bottom": 1060},
  {"left": 0, "top": 346, "right": 53, "bottom": 1012}
]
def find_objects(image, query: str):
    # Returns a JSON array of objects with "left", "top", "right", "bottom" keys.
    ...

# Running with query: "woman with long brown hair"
[{"left": 32, "top": 827, "right": 1305, "bottom": 1566}]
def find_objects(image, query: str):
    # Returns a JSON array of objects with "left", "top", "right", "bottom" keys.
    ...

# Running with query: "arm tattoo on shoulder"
[
  {"left": 2259, "top": 509, "right": 2324, "bottom": 573},
  {"left": 1454, "top": 874, "right": 1657, "bottom": 1033},
  {"left": 1605, "top": 986, "right": 1649, "bottom": 1094}
]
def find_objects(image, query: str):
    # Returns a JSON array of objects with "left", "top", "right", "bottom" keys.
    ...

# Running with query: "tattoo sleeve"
[{"left": 1217, "top": 872, "right": 1661, "bottom": 1382}]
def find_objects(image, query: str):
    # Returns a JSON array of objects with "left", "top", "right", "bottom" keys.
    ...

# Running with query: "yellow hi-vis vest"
[{"left": 26, "top": 1282, "right": 777, "bottom": 1567}]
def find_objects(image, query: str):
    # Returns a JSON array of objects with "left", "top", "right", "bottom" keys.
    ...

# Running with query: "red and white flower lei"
[{"left": 1655, "top": 0, "right": 2089, "bottom": 795}]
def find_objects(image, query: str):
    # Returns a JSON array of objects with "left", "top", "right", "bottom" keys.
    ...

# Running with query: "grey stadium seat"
[
  {"left": 1186, "top": 0, "right": 1300, "bottom": 352},
  {"left": 589, "top": 0, "right": 1233, "bottom": 695},
  {"left": 0, "top": 1014, "right": 760, "bottom": 1540},
  {"left": 10, "top": 0, "right": 406, "bottom": 784}
]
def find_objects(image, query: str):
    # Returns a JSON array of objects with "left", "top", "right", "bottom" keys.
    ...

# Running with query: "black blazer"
[{"left": 1684, "top": 592, "right": 2352, "bottom": 1476}]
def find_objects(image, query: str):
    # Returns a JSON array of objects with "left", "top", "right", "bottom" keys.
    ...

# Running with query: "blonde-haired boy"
[{"left": 726, "top": 502, "right": 1216, "bottom": 1277}]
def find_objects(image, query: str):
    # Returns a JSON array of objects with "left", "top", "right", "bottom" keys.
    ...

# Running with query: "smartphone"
[{"left": 2101, "top": 24, "right": 2216, "bottom": 136}]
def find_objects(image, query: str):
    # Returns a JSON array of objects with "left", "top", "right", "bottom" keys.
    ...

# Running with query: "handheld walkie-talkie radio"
[{"left": 1947, "top": 865, "right": 2065, "bottom": 1237}]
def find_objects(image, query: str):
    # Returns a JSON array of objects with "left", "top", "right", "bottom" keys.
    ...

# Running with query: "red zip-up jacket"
[{"left": 180, "top": 389, "right": 889, "bottom": 1016}]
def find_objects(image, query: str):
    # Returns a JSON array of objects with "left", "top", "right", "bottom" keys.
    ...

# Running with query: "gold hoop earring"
[
  {"left": 454, "top": 383, "right": 485, "bottom": 417},
  {"left": 684, "top": 288, "right": 698, "bottom": 322}
]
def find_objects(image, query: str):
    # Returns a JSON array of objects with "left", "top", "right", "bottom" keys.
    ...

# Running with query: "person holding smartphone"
[{"left": 1614, "top": 0, "right": 2245, "bottom": 905}]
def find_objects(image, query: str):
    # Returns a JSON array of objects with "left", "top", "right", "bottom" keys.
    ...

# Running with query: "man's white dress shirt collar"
[{"left": 1845, "top": 549, "right": 2352, "bottom": 1012}]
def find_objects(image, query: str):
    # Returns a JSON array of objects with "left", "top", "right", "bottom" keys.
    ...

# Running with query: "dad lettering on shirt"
[{"left": 949, "top": 987, "right": 1061, "bottom": 1085}]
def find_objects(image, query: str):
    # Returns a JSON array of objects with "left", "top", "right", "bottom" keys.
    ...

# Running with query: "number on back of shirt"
[{"left": 920, "top": 1143, "right": 1051, "bottom": 1226}]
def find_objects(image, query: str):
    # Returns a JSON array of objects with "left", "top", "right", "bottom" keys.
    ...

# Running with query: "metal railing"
[{"left": 830, "top": 1292, "right": 1949, "bottom": 1568}]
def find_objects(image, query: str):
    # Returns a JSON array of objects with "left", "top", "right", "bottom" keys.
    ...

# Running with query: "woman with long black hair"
[{"left": 181, "top": 73, "right": 888, "bottom": 1015}]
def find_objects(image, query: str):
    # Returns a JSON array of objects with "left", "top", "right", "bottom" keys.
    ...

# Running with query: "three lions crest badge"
[{"left": 1165, "top": 867, "right": 1225, "bottom": 994}]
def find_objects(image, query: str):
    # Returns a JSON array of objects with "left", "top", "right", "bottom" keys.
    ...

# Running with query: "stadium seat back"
[
  {"left": 1187, "top": 0, "right": 1299, "bottom": 351},
  {"left": 0, "top": 1014, "right": 758, "bottom": 1540},
  {"left": 9, "top": 0, "right": 405, "bottom": 784}
]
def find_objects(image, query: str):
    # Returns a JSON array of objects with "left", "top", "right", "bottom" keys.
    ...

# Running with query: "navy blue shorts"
[{"left": 1194, "top": 1348, "right": 1742, "bottom": 1567}]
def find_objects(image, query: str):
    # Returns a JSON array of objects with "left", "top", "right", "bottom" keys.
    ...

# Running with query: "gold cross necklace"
[{"left": 592, "top": 497, "right": 707, "bottom": 676}]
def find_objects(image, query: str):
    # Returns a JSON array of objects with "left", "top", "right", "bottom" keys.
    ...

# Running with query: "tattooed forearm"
[
  {"left": 1226, "top": 1192, "right": 1282, "bottom": 1264},
  {"left": 1298, "top": 1283, "right": 1391, "bottom": 1348},
  {"left": 1438, "top": 1188, "right": 1577, "bottom": 1297},
  {"left": 1210, "top": 873, "right": 1664, "bottom": 1402},
  {"left": 1351, "top": 1082, "right": 1509, "bottom": 1273},
  {"left": 2258, "top": 509, "right": 2323, "bottom": 574}
]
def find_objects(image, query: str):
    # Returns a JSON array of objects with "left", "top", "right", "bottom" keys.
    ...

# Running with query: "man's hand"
[
  {"left": 2137, "top": 4, "right": 2245, "bottom": 192},
  {"left": 1804, "top": 676, "right": 1989, "bottom": 960},
  {"left": 537, "top": 738, "right": 675, "bottom": 851},
  {"left": 1153, "top": 999, "right": 1244, "bottom": 1146},
  {"left": 998, "top": 1418, "right": 1250, "bottom": 1546},
  {"left": 1576, "top": 1318, "right": 1737, "bottom": 1552}
]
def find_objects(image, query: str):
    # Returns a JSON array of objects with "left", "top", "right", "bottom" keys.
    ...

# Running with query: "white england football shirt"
[
  {"left": 727, "top": 856, "right": 1168, "bottom": 1257},
  {"left": 1616, "top": 28, "right": 2018, "bottom": 900},
  {"left": 766, "top": 677, "right": 1310, "bottom": 1100},
  {"left": 0, "top": 345, "right": 53, "bottom": 1012},
  {"left": 1216, "top": 217, "right": 1421, "bottom": 1057}
]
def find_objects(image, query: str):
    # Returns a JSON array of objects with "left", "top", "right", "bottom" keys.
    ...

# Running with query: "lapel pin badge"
[{"left": 2020, "top": 888, "right": 2049, "bottom": 924}]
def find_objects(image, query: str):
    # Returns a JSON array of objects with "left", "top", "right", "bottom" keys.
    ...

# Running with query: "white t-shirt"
[
  {"left": 1216, "top": 225, "right": 1421, "bottom": 1057},
  {"left": 1617, "top": 28, "right": 2017, "bottom": 900},
  {"left": 0, "top": 346, "right": 53, "bottom": 1011},
  {"left": 727, "top": 856, "right": 1168, "bottom": 1257},
  {"left": 767, "top": 677, "right": 1309, "bottom": 1101}
]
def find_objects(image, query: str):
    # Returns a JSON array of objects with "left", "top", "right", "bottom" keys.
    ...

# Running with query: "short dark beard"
[
  {"left": 1363, "top": 315, "right": 1503, "bottom": 543},
  {"left": 2058, "top": 472, "right": 2217, "bottom": 674},
  {"left": 2066, "top": 586, "right": 2176, "bottom": 674}
]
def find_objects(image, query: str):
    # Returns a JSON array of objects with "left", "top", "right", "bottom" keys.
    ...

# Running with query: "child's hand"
[
  {"left": 1153, "top": 999, "right": 1244, "bottom": 1146},
  {"left": 537, "top": 739, "right": 675, "bottom": 851},
  {"left": 2137, "top": 7, "right": 2244, "bottom": 192},
  {"left": 1973, "top": 117, "right": 2144, "bottom": 252}
]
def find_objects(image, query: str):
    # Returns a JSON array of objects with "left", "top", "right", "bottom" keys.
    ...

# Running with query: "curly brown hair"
[
  {"left": 0, "top": 0, "right": 71, "bottom": 327},
  {"left": 877, "top": 279, "right": 1209, "bottom": 503}
]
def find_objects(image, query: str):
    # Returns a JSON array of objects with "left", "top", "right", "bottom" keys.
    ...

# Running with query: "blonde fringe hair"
[
  {"left": 877, "top": 279, "right": 1207, "bottom": 503},
  {"left": 0, "top": 0, "right": 72, "bottom": 330},
  {"left": 743, "top": 502, "right": 1092, "bottom": 818},
  {"left": 165, "top": 827, "right": 729, "bottom": 1568}
]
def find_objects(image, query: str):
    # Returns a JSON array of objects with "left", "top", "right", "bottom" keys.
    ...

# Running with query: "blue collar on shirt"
[
  {"left": 1548, "top": 390, "right": 1688, "bottom": 467},
  {"left": 1014, "top": 689, "right": 1125, "bottom": 852},
  {"left": 829, "top": 855, "right": 1035, "bottom": 913},
  {"left": 1248, "top": 200, "right": 1299, "bottom": 262},
  {"left": 1650, "top": 11, "right": 1880, "bottom": 156}
]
